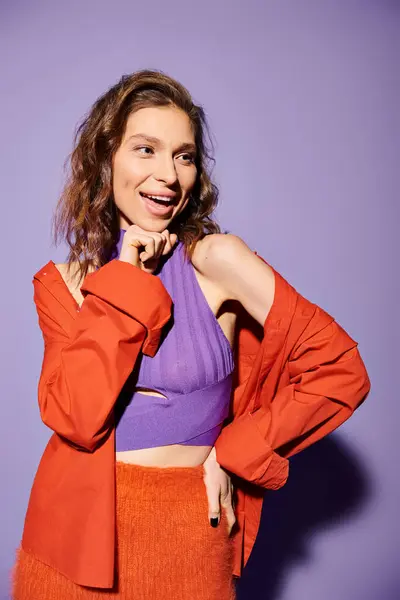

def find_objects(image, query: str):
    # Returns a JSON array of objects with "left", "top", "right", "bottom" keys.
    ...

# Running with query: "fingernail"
[{"left": 210, "top": 517, "right": 219, "bottom": 528}]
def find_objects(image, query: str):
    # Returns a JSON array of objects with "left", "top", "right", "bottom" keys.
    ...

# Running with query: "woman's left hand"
[{"left": 202, "top": 447, "right": 236, "bottom": 535}]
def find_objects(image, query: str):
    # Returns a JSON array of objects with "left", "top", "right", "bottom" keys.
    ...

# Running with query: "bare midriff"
[{"left": 115, "top": 387, "right": 213, "bottom": 467}]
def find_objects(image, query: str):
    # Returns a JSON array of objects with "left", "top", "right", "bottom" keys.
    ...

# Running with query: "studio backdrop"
[{"left": 1, "top": 1, "right": 398, "bottom": 599}]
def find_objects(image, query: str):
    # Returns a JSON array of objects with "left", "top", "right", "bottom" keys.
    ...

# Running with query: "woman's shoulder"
[
  {"left": 33, "top": 260, "right": 84, "bottom": 309},
  {"left": 31, "top": 261, "right": 83, "bottom": 327},
  {"left": 53, "top": 260, "right": 78, "bottom": 276},
  {"left": 191, "top": 231, "right": 257, "bottom": 277},
  {"left": 53, "top": 261, "right": 85, "bottom": 307},
  {"left": 190, "top": 233, "right": 241, "bottom": 310},
  {"left": 192, "top": 232, "right": 278, "bottom": 327},
  {"left": 190, "top": 231, "right": 234, "bottom": 266}
]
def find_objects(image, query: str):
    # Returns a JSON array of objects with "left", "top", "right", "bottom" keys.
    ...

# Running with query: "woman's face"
[{"left": 112, "top": 105, "right": 198, "bottom": 232}]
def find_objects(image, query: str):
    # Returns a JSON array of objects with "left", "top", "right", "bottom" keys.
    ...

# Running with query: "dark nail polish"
[{"left": 210, "top": 517, "right": 219, "bottom": 528}]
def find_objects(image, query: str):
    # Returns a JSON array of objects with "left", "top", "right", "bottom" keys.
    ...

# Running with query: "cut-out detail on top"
[{"left": 133, "top": 387, "right": 167, "bottom": 399}]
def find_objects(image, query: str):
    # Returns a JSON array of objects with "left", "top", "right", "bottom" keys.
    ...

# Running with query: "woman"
[{"left": 12, "top": 69, "right": 371, "bottom": 599}]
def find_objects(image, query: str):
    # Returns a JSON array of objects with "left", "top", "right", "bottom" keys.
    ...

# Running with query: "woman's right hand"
[{"left": 119, "top": 224, "right": 178, "bottom": 274}]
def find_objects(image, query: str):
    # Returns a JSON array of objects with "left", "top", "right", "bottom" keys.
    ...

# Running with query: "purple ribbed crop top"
[{"left": 110, "top": 229, "right": 235, "bottom": 450}]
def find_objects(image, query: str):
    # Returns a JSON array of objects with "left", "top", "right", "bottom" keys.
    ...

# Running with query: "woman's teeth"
[{"left": 141, "top": 192, "right": 172, "bottom": 205}]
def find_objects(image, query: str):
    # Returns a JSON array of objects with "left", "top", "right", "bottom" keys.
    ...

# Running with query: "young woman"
[{"left": 12, "top": 69, "right": 370, "bottom": 599}]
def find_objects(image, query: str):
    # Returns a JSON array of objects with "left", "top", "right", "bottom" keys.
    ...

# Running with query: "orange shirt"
[{"left": 21, "top": 253, "right": 371, "bottom": 588}]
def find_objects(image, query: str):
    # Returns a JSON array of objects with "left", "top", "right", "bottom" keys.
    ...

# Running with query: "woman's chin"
[{"left": 118, "top": 216, "right": 171, "bottom": 232}]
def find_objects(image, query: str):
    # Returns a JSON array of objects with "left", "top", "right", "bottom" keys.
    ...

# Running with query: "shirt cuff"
[{"left": 214, "top": 410, "right": 289, "bottom": 490}]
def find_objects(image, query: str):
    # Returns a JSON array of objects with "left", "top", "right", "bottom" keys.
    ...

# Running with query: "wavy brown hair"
[{"left": 53, "top": 69, "right": 222, "bottom": 280}]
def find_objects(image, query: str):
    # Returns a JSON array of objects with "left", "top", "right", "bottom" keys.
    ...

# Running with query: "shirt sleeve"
[
  {"left": 214, "top": 309, "right": 371, "bottom": 490},
  {"left": 34, "top": 259, "right": 172, "bottom": 452}
]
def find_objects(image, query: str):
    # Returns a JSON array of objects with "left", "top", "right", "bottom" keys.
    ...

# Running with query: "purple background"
[{"left": 1, "top": 1, "right": 398, "bottom": 599}]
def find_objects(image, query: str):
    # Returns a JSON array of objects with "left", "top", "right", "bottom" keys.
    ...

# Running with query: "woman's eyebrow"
[
  {"left": 127, "top": 133, "right": 160, "bottom": 145},
  {"left": 127, "top": 133, "right": 197, "bottom": 154}
]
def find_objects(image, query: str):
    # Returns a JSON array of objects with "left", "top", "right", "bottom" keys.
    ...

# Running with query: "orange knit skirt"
[{"left": 11, "top": 460, "right": 236, "bottom": 600}]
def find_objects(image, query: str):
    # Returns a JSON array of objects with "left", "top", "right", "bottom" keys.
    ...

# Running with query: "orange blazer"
[{"left": 21, "top": 253, "right": 371, "bottom": 588}]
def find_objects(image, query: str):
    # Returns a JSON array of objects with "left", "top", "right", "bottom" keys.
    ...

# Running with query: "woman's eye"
[
  {"left": 136, "top": 146, "right": 154, "bottom": 156},
  {"left": 179, "top": 153, "right": 195, "bottom": 164}
]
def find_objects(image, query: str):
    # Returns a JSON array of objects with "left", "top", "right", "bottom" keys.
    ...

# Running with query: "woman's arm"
[
  {"left": 197, "top": 234, "right": 371, "bottom": 490},
  {"left": 34, "top": 259, "right": 172, "bottom": 452}
]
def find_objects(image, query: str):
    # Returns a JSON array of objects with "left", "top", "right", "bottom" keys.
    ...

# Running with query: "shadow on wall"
[{"left": 235, "top": 433, "right": 372, "bottom": 600}]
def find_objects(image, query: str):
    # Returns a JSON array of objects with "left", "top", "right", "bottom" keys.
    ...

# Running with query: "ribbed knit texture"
[
  {"left": 113, "top": 230, "right": 235, "bottom": 451},
  {"left": 12, "top": 461, "right": 236, "bottom": 599}
]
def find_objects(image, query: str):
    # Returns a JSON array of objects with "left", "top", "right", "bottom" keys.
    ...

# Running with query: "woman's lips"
[{"left": 140, "top": 192, "right": 175, "bottom": 217}]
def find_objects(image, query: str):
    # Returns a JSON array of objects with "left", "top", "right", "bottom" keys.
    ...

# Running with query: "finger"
[
  {"left": 128, "top": 236, "right": 152, "bottom": 262},
  {"left": 161, "top": 230, "right": 178, "bottom": 255},
  {"left": 137, "top": 237, "right": 156, "bottom": 262},
  {"left": 141, "top": 233, "right": 165, "bottom": 262},
  {"left": 127, "top": 235, "right": 152, "bottom": 253},
  {"left": 153, "top": 233, "right": 167, "bottom": 259},
  {"left": 161, "top": 231, "right": 175, "bottom": 257},
  {"left": 220, "top": 487, "right": 236, "bottom": 535},
  {"left": 220, "top": 493, "right": 236, "bottom": 536},
  {"left": 219, "top": 481, "right": 230, "bottom": 506},
  {"left": 224, "top": 507, "right": 237, "bottom": 536},
  {"left": 144, "top": 233, "right": 164, "bottom": 261},
  {"left": 206, "top": 486, "right": 221, "bottom": 527},
  {"left": 160, "top": 230, "right": 170, "bottom": 254}
]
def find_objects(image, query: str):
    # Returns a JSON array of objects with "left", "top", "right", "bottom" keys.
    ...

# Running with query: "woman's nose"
[{"left": 154, "top": 156, "right": 178, "bottom": 185}]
